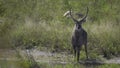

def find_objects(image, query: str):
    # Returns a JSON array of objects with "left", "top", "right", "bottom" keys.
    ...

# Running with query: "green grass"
[
  {"left": 9, "top": 19, "right": 120, "bottom": 59},
  {"left": 0, "top": 60, "right": 120, "bottom": 68},
  {"left": 0, "top": 0, "right": 120, "bottom": 61},
  {"left": 0, "top": 0, "right": 120, "bottom": 68},
  {"left": 85, "top": 20, "right": 120, "bottom": 58},
  {"left": 34, "top": 63, "right": 120, "bottom": 68},
  {"left": 0, "top": 60, "right": 26, "bottom": 68}
]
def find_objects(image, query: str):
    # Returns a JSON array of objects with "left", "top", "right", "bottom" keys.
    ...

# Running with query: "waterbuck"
[{"left": 64, "top": 7, "right": 89, "bottom": 62}]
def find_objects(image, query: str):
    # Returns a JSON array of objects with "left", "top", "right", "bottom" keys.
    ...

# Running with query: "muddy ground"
[{"left": 0, "top": 49, "right": 120, "bottom": 64}]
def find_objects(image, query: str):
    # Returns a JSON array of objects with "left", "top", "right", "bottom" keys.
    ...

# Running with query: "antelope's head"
[{"left": 64, "top": 7, "right": 89, "bottom": 29}]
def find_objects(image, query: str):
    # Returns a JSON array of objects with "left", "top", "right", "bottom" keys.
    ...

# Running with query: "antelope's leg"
[
  {"left": 77, "top": 48, "right": 80, "bottom": 62},
  {"left": 85, "top": 43, "right": 88, "bottom": 59},
  {"left": 73, "top": 46, "right": 77, "bottom": 57}
]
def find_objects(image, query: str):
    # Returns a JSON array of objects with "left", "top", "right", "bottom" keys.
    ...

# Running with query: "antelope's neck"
[
  {"left": 74, "top": 25, "right": 82, "bottom": 31},
  {"left": 72, "top": 25, "right": 83, "bottom": 36}
]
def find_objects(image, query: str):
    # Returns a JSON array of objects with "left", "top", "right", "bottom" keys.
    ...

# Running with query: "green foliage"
[
  {"left": 11, "top": 19, "right": 72, "bottom": 51},
  {"left": 0, "top": 0, "right": 120, "bottom": 59},
  {"left": 85, "top": 21, "right": 120, "bottom": 58}
]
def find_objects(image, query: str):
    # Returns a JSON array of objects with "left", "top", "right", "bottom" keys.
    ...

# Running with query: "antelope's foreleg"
[
  {"left": 77, "top": 48, "right": 80, "bottom": 62},
  {"left": 84, "top": 43, "right": 88, "bottom": 59}
]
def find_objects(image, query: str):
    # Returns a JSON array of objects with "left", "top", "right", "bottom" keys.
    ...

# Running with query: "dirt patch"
[
  {"left": 105, "top": 58, "right": 120, "bottom": 64},
  {"left": 0, "top": 49, "right": 120, "bottom": 64}
]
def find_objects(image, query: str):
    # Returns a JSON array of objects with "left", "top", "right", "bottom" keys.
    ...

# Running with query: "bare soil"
[{"left": 0, "top": 49, "right": 120, "bottom": 64}]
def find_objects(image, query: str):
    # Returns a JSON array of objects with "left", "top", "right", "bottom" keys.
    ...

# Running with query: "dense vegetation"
[{"left": 0, "top": 0, "right": 120, "bottom": 59}]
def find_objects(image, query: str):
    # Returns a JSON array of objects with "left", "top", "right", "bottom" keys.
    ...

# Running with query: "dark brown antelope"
[{"left": 64, "top": 7, "right": 89, "bottom": 62}]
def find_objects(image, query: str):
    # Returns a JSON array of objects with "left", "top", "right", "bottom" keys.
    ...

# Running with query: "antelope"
[{"left": 64, "top": 7, "right": 89, "bottom": 62}]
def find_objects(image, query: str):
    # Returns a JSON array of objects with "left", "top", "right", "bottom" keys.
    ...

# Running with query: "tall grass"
[
  {"left": 0, "top": 0, "right": 120, "bottom": 59},
  {"left": 85, "top": 20, "right": 120, "bottom": 58},
  {"left": 11, "top": 18, "right": 72, "bottom": 52},
  {"left": 10, "top": 17, "right": 120, "bottom": 59}
]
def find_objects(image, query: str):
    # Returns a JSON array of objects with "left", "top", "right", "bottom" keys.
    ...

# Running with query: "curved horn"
[
  {"left": 69, "top": 9, "right": 78, "bottom": 22},
  {"left": 79, "top": 7, "right": 89, "bottom": 22},
  {"left": 69, "top": 9, "right": 73, "bottom": 18}
]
